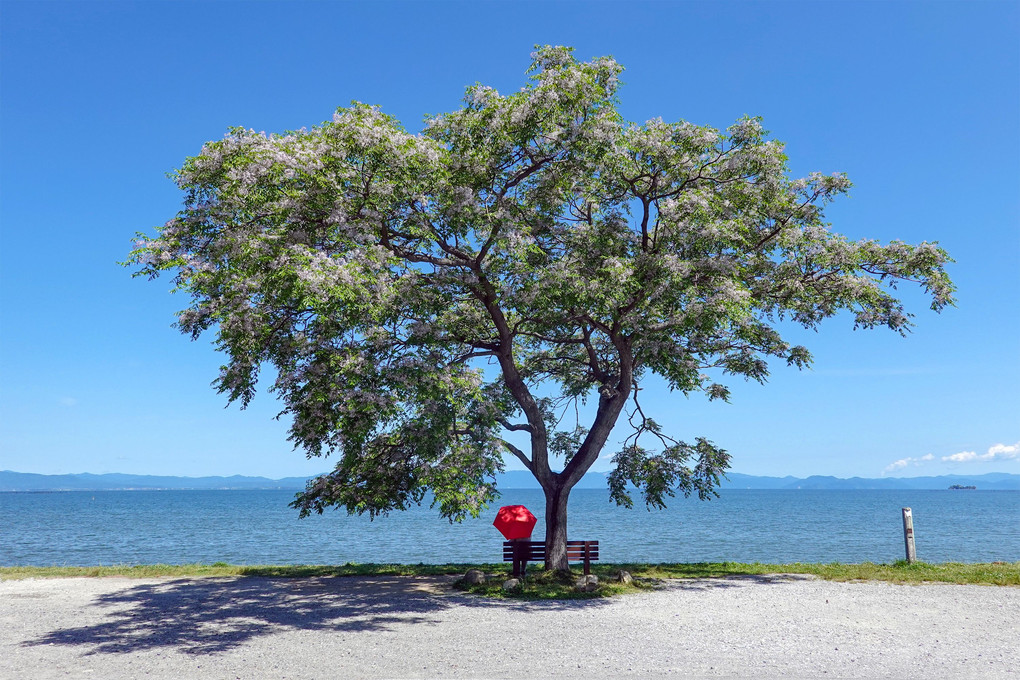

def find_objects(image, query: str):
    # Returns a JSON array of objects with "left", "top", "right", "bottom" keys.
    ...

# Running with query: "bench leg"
[{"left": 512, "top": 540, "right": 530, "bottom": 579}]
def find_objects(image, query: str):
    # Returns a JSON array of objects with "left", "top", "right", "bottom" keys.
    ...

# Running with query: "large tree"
[{"left": 131, "top": 47, "right": 954, "bottom": 571}]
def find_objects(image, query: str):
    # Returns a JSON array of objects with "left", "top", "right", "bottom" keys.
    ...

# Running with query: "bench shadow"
[{"left": 23, "top": 575, "right": 613, "bottom": 655}]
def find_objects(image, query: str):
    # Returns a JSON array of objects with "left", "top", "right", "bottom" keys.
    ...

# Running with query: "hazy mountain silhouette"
[{"left": 2, "top": 469, "right": 1017, "bottom": 492}]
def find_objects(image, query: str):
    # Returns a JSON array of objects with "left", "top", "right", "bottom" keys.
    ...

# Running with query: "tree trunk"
[{"left": 542, "top": 481, "right": 571, "bottom": 572}]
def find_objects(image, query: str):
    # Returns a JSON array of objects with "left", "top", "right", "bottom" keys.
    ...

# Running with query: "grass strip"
[
  {"left": 454, "top": 561, "right": 1020, "bottom": 599},
  {"left": 621, "top": 560, "right": 1020, "bottom": 586},
  {"left": 2, "top": 561, "right": 1017, "bottom": 600},
  {"left": 0, "top": 562, "right": 490, "bottom": 580}
]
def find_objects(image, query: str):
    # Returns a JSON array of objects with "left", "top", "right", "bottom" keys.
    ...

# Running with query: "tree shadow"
[
  {"left": 24, "top": 575, "right": 613, "bottom": 655},
  {"left": 25, "top": 576, "right": 451, "bottom": 655},
  {"left": 651, "top": 573, "right": 818, "bottom": 592}
]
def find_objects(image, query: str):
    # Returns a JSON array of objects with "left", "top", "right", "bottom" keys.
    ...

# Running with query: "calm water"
[{"left": 1, "top": 489, "right": 1017, "bottom": 566}]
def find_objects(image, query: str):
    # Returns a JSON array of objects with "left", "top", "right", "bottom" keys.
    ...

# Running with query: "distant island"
[
  {"left": 2, "top": 470, "right": 1019, "bottom": 492},
  {"left": 949, "top": 484, "right": 977, "bottom": 490}
]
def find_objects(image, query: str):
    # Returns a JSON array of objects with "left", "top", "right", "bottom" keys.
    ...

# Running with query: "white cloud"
[
  {"left": 883, "top": 453, "right": 934, "bottom": 473},
  {"left": 942, "top": 442, "right": 1020, "bottom": 464},
  {"left": 59, "top": 397, "right": 78, "bottom": 407},
  {"left": 988, "top": 443, "right": 1020, "bottom": 459}
]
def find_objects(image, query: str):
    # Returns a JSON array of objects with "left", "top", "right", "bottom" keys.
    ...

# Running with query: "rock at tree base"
[
  {"left": 575, "top": 574, "right": 599, "bottom": 592},
  {"left": 463, "top": 569, "right": 486, "bottom": 585}
]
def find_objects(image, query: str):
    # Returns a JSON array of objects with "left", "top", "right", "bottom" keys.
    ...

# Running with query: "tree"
[{"left": 130, "top": 46, "right": 954, "bottom": 571}]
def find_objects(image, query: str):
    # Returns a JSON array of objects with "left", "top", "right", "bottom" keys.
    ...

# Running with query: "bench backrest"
[{"left": 502, "top": 540, "right": 599, "bottom": 562}]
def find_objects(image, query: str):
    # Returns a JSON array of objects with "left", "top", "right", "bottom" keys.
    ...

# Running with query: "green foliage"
[
  {"left": 128, "top": 46, "right": 954, "bottom": 531},
  {"left": 608, "top": 437, "right": 730, "bottom": 508}
]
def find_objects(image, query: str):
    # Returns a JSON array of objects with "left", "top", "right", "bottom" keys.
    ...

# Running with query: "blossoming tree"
[{"left": 130, "top": 47, "right": 954, "bottom": 571}]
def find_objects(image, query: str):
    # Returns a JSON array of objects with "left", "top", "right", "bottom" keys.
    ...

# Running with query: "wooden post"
[{"left": 901, "top": 507, "right": 917, "bottom": 563}]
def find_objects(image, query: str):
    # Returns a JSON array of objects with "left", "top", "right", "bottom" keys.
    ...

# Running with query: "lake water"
[{"left": 1, "top": 489, "right": 1017, "bottom": 566}]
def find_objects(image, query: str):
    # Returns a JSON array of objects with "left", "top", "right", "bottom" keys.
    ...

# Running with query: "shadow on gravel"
[
  {"left": 23, "top": 575, "right": 613, "bottom": 655},
  {"left": 657, "top": 573, "right": 817, "bottom": 592}
]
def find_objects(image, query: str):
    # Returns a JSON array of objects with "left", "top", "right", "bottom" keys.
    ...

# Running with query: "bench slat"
[
  {"left": 501, "top": 541, "right": 599, "bottom": 547},
  {"left": 505, "top": 546, "right": 599, "bottom": 552},
  {"left": 502, "top": 550, "right": 601, "bottom": 559},
  {"left": 502, "top": 541, "right": 599, "bottom": 561},
  {"left": 501, "top": 546, "right": 595, "bottom": 550}
]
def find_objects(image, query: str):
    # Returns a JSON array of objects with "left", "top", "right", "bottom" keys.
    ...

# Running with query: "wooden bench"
[{"left": 503, "top": 540, "right": 599, "bottom": 578}]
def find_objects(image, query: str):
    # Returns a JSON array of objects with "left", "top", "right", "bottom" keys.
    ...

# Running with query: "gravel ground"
[{"left": 1, "top": 573, "right": 1017, "bottom": 679}]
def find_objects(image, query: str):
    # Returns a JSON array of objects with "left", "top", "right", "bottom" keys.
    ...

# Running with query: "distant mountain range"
[
  {"left": 2, "top": 469, "right": 1018, "bottom": 492},
  {"left": 496, "top": 470, "right": 1020, "bottom": 491},
  {"left": 0, "top": 471, "right": 311, "bottom": 492}
]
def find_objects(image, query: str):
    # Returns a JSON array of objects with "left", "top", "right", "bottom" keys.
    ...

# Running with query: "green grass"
[
  {"left": 2, "top": 561, "right": 1017, "bottom": 600},
  {"left": 615, "top": 560, "right": 1020, "bottom": 586},
  {"left": 0, "top": 562, "right": 494, "bottom": 580},
  {"left": 451, "top": 561, "right": 1020, "bottom": 599}
]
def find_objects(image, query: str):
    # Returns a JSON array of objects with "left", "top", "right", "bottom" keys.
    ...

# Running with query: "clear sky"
[{"left": 1, "top": 1, "right": 1017, "bottom": 481}]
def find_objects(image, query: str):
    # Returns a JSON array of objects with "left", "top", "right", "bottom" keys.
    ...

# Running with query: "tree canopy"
[{"left": 130, "top": 47, "right": 953, "bottom": 567}]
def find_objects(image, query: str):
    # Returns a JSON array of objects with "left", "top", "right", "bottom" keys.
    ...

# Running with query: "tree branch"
[
  {"left": 497, "top": 417, "right": 534, "bottom": 433},
  {"left": 500, "top": 439, "right": 533, "bottom": 472}
]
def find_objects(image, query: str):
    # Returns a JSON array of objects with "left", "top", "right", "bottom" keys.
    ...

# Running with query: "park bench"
[{"left": 503, "top": 540, "right": 599, "bottom": 578}]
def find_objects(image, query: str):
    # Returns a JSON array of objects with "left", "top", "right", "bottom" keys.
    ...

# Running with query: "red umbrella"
[{"left": 493, "top": 505, "right": 537, "bottom": 540}]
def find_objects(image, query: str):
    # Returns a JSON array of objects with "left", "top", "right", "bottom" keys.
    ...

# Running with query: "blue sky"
[{"left": 1, "top": 1, "right": 1017, "bottom": 480}]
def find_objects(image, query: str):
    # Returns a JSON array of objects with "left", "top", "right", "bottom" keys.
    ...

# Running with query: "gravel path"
[{"left": 1, "top": 574, "right": 1017, "bottom": 679}]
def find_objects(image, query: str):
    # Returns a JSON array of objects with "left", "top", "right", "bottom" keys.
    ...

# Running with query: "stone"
[
  {"left": 574, "top": 574, "right": 599, "bottom": 592},
  {"left": 502, "top": 578, "right": 521, "bottom": 592},
  {"left": 463, "top": 569, "right": 486, "bottom": 585},
  {"left": 615, "top": 570, "right": 633, "bottom": 585}
]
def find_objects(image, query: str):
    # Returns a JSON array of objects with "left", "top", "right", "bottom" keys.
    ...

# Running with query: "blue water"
[{"left": 1, "top": 489, "right": 1017, "bottom": 566}]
